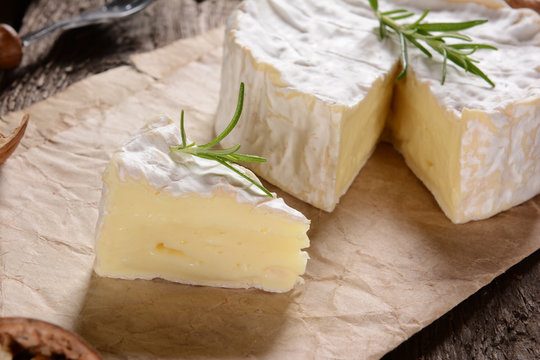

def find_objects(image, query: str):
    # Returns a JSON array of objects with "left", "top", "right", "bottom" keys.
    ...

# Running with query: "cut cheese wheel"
[{"left": 215, "top": 0, "right": 540, "bottom": 223}]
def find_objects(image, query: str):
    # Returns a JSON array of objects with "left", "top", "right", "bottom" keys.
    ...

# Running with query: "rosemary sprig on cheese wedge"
[
  {"left": 369, "top": 0, "right": 497, "bottom": 86},
  {"left": 94, "top": 93, "right": 310, "bottom": 292},
  {"left": 171, "top": 82, "right": 272, "bottom": 197}
]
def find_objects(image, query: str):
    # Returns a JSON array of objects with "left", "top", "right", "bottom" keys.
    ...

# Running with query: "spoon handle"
[
  {"left": 0, "top": 24, "right": 23, "bottom": 70},
  {"left": 21, "top": 19, "right": 73, "bottom": 47},
  {"left": 20, "top": 9, "right": 115, "bottom": 47}
]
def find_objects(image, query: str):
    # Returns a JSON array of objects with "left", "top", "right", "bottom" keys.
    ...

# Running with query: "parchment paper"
[{"left": 1, "top": 27, "right": 539, "bottom": 360}]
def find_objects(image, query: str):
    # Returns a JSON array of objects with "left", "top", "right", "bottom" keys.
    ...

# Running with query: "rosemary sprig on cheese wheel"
[
  {"left": 369, "top": 0, "right": 497, "bottom": 86},
  {"left": 171, "top": 83, "right": 273, "bottom": 197}
]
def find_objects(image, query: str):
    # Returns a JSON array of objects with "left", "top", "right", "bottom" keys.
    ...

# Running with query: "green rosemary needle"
[
  {"left": 170, "top": 82, "right": 273, "bottom": 198},
  {"left": 369, "top": 0, "right": 497, "bottom": 86}
]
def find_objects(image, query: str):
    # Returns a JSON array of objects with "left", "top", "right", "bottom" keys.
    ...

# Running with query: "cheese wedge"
[
  {"left": 215, "top": 0, "right": 540, "bottom": 223},
  {"left": 94, "top": 117, "right": 310, "bottom": 292}
]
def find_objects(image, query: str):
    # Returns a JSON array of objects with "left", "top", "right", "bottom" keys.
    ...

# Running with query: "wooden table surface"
[{"left": 0, "top": 1, "right": 538, "bottom": 359}]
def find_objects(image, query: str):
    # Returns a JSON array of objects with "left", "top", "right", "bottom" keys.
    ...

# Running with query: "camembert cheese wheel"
[{"left": 215, "top": 0, "right": 540, "bottom": 223}]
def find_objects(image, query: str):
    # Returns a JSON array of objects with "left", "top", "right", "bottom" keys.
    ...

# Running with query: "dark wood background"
[{"left": 0, "top": 1, "right": 538, "bottom": 359}]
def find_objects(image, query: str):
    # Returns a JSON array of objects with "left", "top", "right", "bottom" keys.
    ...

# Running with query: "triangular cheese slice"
[{"left": 94, "top": 117, "right": 310, "bottom": 292}]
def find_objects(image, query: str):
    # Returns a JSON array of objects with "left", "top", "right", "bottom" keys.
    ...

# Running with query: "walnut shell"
[{"left": 0, "top": 318, "right": 101, "bottom": 360}]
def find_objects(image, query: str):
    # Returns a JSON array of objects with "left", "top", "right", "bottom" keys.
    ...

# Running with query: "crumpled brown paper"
[{"left": 0, "top": 27, "right": 539, "bottom": 360}]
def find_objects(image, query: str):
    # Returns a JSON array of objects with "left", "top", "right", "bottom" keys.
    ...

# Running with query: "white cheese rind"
[
  {"left": 217, "top": 0, "right": 540, "bottom": 223},
  {"left": 108, "top": 116, "right": 308, "bottom": 219},
  {"left": 94, "top": 116, "right": 310, "bottom": 292},
  {"left": 457, "top": 103, "right": 540, "bottom": 222}
]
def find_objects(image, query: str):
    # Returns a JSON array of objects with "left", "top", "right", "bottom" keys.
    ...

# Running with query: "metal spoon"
[{"left": 0, "top": 0, "right": 157, "bottom": 70}]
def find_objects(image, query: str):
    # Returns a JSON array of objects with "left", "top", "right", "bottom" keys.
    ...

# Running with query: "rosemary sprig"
[
  {"left": 170, "top": 83, "right": 273, "bottom": 198},
  {"left": 369, "top": 0, "right": 497, "bottom": 86}
]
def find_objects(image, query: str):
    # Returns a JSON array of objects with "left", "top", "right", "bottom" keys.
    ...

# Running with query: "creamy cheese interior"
[
  {"left": 95, "top": 166, "right": 310, "bottom": 293},
  {"left": 388, "top": 69, "right": 462, "bottom": 220},
  {"left": 335, "top": 64, "right": 399, "bottom": 200}
]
